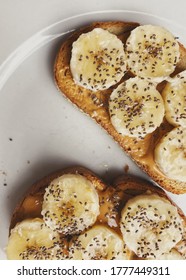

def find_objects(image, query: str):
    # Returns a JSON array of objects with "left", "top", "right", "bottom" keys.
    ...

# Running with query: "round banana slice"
[
  {"left": 120, "top": 194, "right": 184, "bottom": 259},
  {"left": 126, "top": 25, "right": 180, "bottom": 81},
  {"left": 109, "top": 77, "right": 165, "bottom": 138},
  {"left": 70, "top": 28, "right": 126, "bottom": 91},
  {"left": 154, "top": 127, "right": 186, "bottom": 182},
  {"left": 42, "top": 174, "right": 100, "bottom": 235},
  {"left": 69, "top": 225, "right": 130, "bottom": 260},
  {"left": 6, "top": 218, "right": 67, "bottom": 260},
  {"left": 162, "top": 70, "right": 186, "bottom": 127}
]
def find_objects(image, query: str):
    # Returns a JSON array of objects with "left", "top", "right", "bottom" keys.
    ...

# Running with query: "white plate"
[{"left": 0, "top": 10, "right": 186, "bottom": 260}]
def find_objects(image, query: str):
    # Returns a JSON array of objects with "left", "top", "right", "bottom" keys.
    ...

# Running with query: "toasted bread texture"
[{"left": 54, "top": 21, "right": 186, "bottom": 194}]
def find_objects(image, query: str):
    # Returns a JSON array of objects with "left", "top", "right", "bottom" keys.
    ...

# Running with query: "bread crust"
[{"left": 54, "top": 21, "right": 186, "bottom": 194}]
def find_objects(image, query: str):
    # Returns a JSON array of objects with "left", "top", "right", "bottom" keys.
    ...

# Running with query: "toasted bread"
[
  {"left": 54, "top": 21, "right": 186, "bottom": 194},
  {"left": 8, "top": 166, "right": 186, "bottom": 260}
]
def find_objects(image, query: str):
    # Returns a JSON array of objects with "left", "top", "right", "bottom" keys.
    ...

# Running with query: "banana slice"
[
  {"left": 6, "top": 218, "right": 67, "bottom": 260},
  {"left": 154, "top": 249, "right": 184, "bottom": 260},
  {"left": 69, "top": 225, "right": 130, "bottom": 260},
  {"left": 175, "top": 232, "right": 186, "bottom": 258},
  {"left": 41, "top": 174, "right": 100, "bottom": 235},
  {"left": 109, "top": 77, "right": 165, "bottom": 138},
  {"left": 70, "top": 28, "right": 126, "bottom": 91},
  {"left": 126, "top": 25, "right": 180, "bottom": 81},
  {"left": 154, "top": 127, "right": 186, "bottom": 182},
  {"left": 162, "top": 70, "right": 186, "bottom": 127},
  {"left": 120, "top": 193, "right": 184, "bottom": 259}
]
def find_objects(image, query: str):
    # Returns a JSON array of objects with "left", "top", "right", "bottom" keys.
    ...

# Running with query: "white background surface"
[
  {"left": 0, "top": 0, "right": 186, "bottom": 260},
  {"left": 1, "top": 0, "right": 186, "bottom": 64}
]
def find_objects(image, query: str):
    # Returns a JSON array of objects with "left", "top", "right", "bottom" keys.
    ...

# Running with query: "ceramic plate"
[{"left": 0, "top": 10, "right": 186, "bottom": 259}]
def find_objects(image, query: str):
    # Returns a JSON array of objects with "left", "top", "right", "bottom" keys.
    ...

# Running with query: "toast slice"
[
  {"left": 7, "top": 166, "right": 186, "bottom": 260},
  {"left": 54, "top": 21, "right": 186, "bottom": 194}
]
